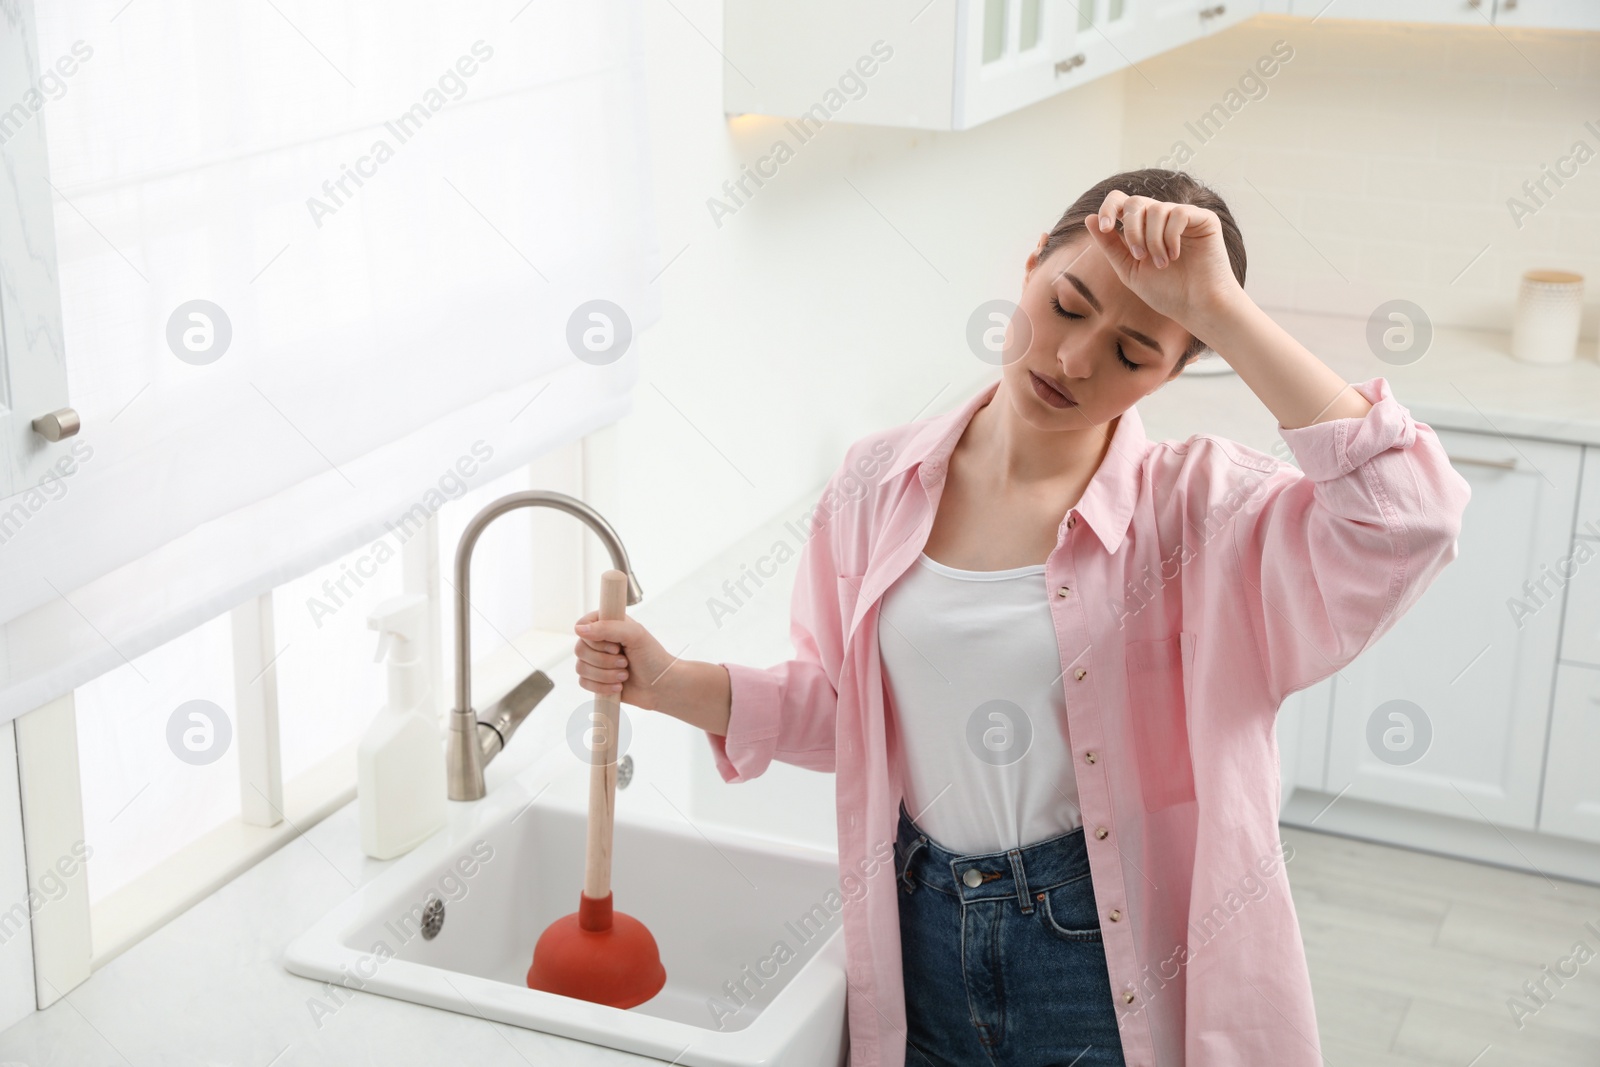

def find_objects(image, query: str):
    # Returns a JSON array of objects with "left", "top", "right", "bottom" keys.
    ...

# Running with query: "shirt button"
[
  {"left": 1067, "top": 515, "right": 1077, "bottom": 529},
  {"left": 1075, "top": 668, "right": 1088, "bottom": 681},
  {"left": 963, "top": 869, "right": 983, "bottom": 888},
  {"left": 1057, "top": 586, "right": 1071, "bottom": 597},
  {"left": 1123, "top": 991, "right": 1136, "bottom": 1004},
  {"left": 1108, "top": 909, "right": 1121, "bottom": 921},
  {"left": 1095, "top": 826, "right": 1108, "bottom": 839},
  {"left": 1085, "top": 751, "right": 1097, "bottom": 764}
]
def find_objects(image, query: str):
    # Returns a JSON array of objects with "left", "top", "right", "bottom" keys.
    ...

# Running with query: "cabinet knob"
[
  {"left": 1200, "top": 3, "right": 1227, "bottom": 18},
  {"left": 31, "top": 407, "right": 80, "bottom": 442}
]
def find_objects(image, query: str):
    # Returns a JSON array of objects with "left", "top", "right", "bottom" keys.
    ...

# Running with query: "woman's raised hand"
[{"left": 1082, "top": 190, "right": 1243, "bottom": 331}]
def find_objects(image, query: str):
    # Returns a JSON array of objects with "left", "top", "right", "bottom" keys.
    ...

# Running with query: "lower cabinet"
[
  {"left": 1318, "top": 429, "right": 1580, "bottom": 831},
  {"left": 1541, "top": 663, "right": 1600, "bottom": 844}
]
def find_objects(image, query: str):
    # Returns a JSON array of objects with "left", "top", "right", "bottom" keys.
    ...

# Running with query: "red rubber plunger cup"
[{"left": 527, "top": 569, "right": 666, "bottom": 1009}]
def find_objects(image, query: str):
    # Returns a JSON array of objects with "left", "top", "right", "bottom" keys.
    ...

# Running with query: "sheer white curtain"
[{"left": 1, "top": 0, "right": 657, "bottom": 720}]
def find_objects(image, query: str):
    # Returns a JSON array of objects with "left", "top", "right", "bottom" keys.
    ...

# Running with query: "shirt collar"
[{"left": 880, "top": 378, "right": 1149, "bottom": 555}]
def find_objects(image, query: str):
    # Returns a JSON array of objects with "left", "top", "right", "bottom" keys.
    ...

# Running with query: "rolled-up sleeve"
[
  {"left": 1229, "top": 376, "right": 1472, "bottom": 707},
  {"left": 705, "top": 474, "right": 851, "bottom": 783}
]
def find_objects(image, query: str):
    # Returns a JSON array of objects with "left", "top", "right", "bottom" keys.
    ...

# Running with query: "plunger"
[{"left": 526, "top": 568, "right": 666, "bottom": 1008}]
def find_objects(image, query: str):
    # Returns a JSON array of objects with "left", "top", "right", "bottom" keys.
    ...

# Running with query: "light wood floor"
[{"left": 1283, "top": 825, "right": 1600, "bottom": 1066}]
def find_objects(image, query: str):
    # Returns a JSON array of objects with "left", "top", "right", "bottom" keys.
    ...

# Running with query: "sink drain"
[{"left": 421, "top": 897, "right": 445, "bottom": 940}]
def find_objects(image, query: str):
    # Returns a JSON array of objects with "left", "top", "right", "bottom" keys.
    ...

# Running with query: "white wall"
[
  {"left": 1122, "top": 17, "right": 1600, "bottom": 338},
  {"left": 610, "top": 1, "right": 1129, "bottom": 601}
]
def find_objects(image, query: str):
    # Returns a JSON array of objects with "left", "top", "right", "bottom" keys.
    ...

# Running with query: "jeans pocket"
[{"left": 1038, "top": 874, "right": 1103, "bottom": 942}]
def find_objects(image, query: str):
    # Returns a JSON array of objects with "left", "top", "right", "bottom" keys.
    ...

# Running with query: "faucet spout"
[{"left": 447, "top": 491, "right": 642, "bottom": 801}]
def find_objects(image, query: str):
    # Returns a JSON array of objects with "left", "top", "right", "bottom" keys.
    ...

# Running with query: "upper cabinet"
[
  {"left": 1492, "top": 0, "right": 1600, "bottom": 30},
  {"left": 723, "top": 0, "right": 1264, "bottom": 131},
  {"left": 0, "top": 9, "right": 77, "bottom": 503},
  {"left": 1289, "top": 0, "right": 1600, "bottom": 28},
  {"left": 955, "top": 0, "right": 1080, "bottom": 129},
  {"left": 724, "top": 0, "right": 1600, "bottom": 132},
  {"left": 1289, "top": 0, "right": 1492, "bottom": 24}
]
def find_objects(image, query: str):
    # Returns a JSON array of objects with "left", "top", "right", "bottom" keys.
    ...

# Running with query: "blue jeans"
[{"left": 894, "top": 799, "right": 1127, "bottom": 1067}]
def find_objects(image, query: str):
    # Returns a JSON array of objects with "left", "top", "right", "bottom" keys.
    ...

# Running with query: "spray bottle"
[{"left": 358, "top": 592, "right": 447, "bottom": 859}]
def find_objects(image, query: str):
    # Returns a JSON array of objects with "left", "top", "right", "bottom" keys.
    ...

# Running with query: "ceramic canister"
[{"left": 1511, "top": 269, "right": 1584, "bottom": 365}]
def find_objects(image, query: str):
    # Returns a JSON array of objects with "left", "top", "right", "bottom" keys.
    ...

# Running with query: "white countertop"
[
  {"left": 0, "top": 692, "right": 677, "bottom": 1066},
  {"left": 1139, "top": 308, "right": 1600, "bottom": 454},
  {"left": 2, "top": 307, "right": 1592, "bottom": 1066}
]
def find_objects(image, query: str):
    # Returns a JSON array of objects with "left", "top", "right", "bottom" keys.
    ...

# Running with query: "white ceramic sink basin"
[{"left": 283, "top": 736, "right": 848, "bottom": 1066}]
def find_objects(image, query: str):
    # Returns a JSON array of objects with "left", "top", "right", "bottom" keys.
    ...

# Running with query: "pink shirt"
[{"left": 706, "top": 375, "right": 1470, "bottom": 1067}]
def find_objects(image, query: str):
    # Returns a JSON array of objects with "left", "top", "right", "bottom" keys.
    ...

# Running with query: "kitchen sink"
[{"left": 283, "top": 727, "right": 848, "bottom": 1066}]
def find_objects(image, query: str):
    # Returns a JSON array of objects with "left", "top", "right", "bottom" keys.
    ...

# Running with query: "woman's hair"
[{"left": 1037, "top": 168, "right": 1246, "bottom": 371}]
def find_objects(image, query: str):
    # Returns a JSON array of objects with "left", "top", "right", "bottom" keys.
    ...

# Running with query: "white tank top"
[{"left": 877, "top": 551, "right": 1083, "bottom": 855}]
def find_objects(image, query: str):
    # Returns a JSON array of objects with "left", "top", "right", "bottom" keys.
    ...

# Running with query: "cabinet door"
[
  {"left": 1049, "top": 0, "right": 1135, "bottom": 95},
  {"left": 0, "top": 4, "right": 74, "bottom": 502},
  {"left": 1557, "top": 447, "right": 1600, "bottom": 666},
  {"left": 1130, "top": 0, "right": 1245, "bottom": 63},
  {"left": 1290, "top": 0, "right": 1490, "bottom": 22},
  {"left": 1196, "top": 0, "right": 1259, "bottom": 36},
  {"left": 1133, "top": 1, "right": 1202, "bottom": 61},
  {"left": 1540, "top": 664, "right": 1600, "bottom": 843},
  {"left": 953, "top": 0, "right": 1078, "bottom": 128},
  {"left": 1495, "top": 0, "right": 1600, "bottom": 28},
  {"left": 1275, "top": 676, "right": 1332, "bottom": 805},
  {"left": 1326, "top": 430, "right": 1579, "bottom": 831}
]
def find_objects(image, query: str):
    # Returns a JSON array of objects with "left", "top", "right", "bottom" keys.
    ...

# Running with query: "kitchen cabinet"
[
  {"left": 1322, "top": 429, "right": 1579, "bottom": 831},
  {"left": 1050, "top": 0, "right": 1137, "bottom": 98},
  {"left": 1541, "top": 663, "right": 1600, "bottom": 844},
  {"left": 954, "top": 0, "right": 1081, "bottom": 129},
  {"left": 1293, "top": 0, "right": 1600, "bottom": 26},
  {"left": 1289, "top": 0, "right": 1492, "bottom": 23},
  {"left": 1557, "top": 449, "right": 1600, "bottom": 665},
  {"left": 723, "top": 0, "right": 1265, "bottom": 131},
  {"left": 1131, "top": 1, "right": 1255, "bottom": 64},
  {"left": 725, "top": 0, "right": 1600, "bottom": 133},
  {"left": 0, "top": 11, "right": 75, "bottom": 502},
  {"left": 1489, "top": 0, "right": 1600, "bottom": 28}
]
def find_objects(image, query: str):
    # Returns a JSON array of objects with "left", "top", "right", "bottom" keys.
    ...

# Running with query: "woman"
[{"left": 573, "top": 169, "right": 1470, "bottom": 1067}]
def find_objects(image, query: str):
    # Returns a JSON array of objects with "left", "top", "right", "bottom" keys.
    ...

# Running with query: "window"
[{"left": 57, "top": 447, "right": 586, "bottom": 969}]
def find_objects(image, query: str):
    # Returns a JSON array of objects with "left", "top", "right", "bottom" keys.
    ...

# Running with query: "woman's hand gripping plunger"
[{"left": 574, "top": 610, "right": 676, "bottom": 713}]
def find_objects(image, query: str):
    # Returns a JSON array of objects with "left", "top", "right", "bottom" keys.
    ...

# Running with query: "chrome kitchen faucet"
[{"left": 447, "top": 490, "right": 643, "bottom": 801}]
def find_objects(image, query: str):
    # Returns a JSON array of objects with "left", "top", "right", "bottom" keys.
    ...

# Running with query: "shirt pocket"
[{"left": 1125, "top": 632, "right": 1197, "bottom": 812}]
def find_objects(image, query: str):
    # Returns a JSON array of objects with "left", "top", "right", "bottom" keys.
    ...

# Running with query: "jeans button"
[{"left": 962, "top": 868, "right": 982, "bottom": 888}]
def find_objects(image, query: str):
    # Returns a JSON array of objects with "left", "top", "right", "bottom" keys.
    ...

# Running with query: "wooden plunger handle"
[{"left": 583, "top": 569, "right": 629, "bottom": 902}]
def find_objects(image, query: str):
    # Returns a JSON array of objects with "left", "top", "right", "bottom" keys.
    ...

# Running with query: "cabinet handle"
[
  {"left": 31, "top": 408, "right": 80, "bottom": 442},
  {"left": 1446, "top": 454, "right": 1516, "bottom": 471},
  {"left": 1054, "top": 53, "right": 1086, "bottom": 76}
]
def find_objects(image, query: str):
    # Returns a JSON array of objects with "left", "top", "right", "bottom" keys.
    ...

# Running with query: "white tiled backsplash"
[{"left": 1122, "top": 16, "right": 1600, "bottom": 342}]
